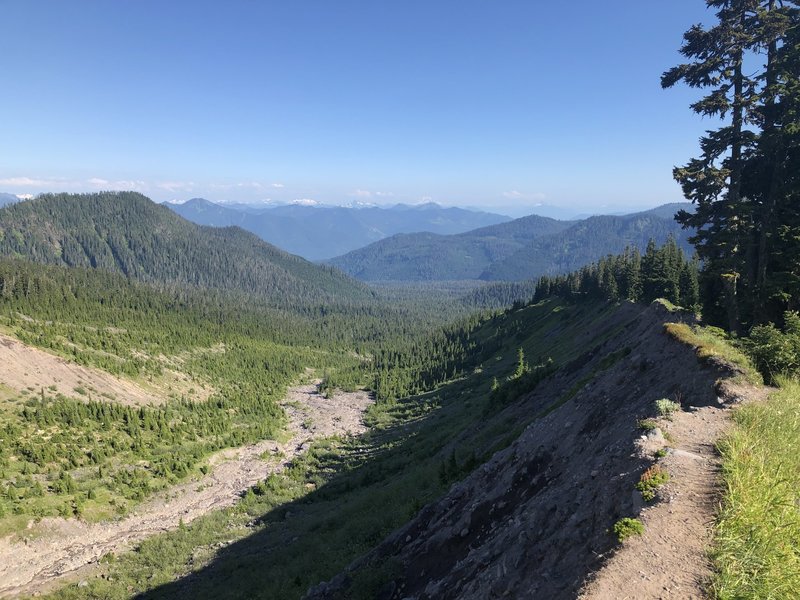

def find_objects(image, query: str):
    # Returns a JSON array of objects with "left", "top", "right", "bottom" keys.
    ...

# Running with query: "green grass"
[
  {"left": 712, "top": 378, "right": 800, "bottom": 599},
  {"left": 654, "top": 398, "right": 680, "bottom": 418},
  {"left": 638, "top": 419, "right": 658, "bottom": 431},
  {"left": 653, "top": 298, "right": 682, "bottom": 312},
  {"left": 664, "top": 322, "right": 763, "bottom": 385}
]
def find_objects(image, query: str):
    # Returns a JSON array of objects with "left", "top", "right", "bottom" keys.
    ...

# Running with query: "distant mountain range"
[
  {"left": 0, "top": 192, "right": 695, "bottom": 290},
  {"left": 328, "top": 203, "right": 694, "bottom": 282},
  {"left": 0, "top": 193, "right": 20, "bottom": 208},
  {"left": 0, "top": 192, "right": 374, "bottom": 307},
  {"left": 165, "top": 198, "right": 511, "bottom": 260}
]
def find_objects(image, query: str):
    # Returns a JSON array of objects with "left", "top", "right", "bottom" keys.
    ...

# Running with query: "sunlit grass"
[
  {"left": 712, "top": 378, "right": 800, "bottom": 599},
  {"left": 664, "top": 322, "right": 763, "bottom": 385}
]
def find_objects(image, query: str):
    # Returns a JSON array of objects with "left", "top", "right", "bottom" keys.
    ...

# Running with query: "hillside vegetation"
[
  {"left": 328, "top": 206, "right": 691, "bottom": 282},
  {"left": 713, "top": 380, "right": 800, "bottom": 598},
  {"left": 0, "top": 192, "right": 374, "bottom": 308},
  {"left": 0, "top": 236, "right": 472, "bottom": 530},
  {"left": 0, "top": 257, "right": 361, "bottom": 527},
  {"left": 18, "top": 295, "right": 687, "bottom": 599}
]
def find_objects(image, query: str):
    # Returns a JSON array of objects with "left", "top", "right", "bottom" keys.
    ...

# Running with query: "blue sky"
[{"left": 1, "top": 1, "right": 716, "bottom": 216}]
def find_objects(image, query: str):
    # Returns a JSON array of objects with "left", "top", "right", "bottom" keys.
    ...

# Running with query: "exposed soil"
[
  {"left": 305, "top": 303, "right": 759, "bottom": 600},
  {"left": 0, "top": 332, "right": 212, "bottom": 406},
  {"left": 0, "top": 380, "right": 373, "bottom": 598},
  {"left": 578, "top": 380, "right": 768, "bottom": 599}
]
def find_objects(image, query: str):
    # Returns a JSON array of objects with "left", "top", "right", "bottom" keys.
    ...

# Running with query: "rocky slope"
[{"left": 305, "top": 302, "right": 739, "bottom": 599}]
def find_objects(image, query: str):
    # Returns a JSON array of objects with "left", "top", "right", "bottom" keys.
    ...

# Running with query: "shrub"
[
  {"left": 635, "top": 465, "right": 670, "bottom": 501},
  {"left": 655, "top": 398, "right": 680, "bottom": 418},
  {"left": 745, "top": 311, "right": 800, "bottom": 385},
  {"left": 614, "top": 517, "right": 644, "bottom": 542},
  {"left": 638, "top": 419, "right": 658, "bottom": 431}
]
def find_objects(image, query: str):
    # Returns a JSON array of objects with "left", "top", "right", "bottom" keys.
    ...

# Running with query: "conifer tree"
[
  {"left": 665, "top": 0, "right": 800, "bottom": 328},
  {"left": 747, "top": 1, "right": 800, "bottom": 320},
  {"left": 662, "top": 0, "right": 762, "bottom": 330}
]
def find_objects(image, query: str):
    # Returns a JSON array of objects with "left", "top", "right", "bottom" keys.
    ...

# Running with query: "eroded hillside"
[
  {"left": 4, "top": 295, "right": 755, "bottom": 600},
  {"left": 306, "top": 302, "right": 745, "bottom": 599}
]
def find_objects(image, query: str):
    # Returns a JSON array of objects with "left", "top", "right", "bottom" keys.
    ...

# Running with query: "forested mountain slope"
[
  {"left": 304, "top": 301, "right": 735, "bottom": 600},
  {"left": 483, "top": 212, "right": 693, "bottom": 281},
  {"left": 0, "top": 193, "right": 20, "bottom": 208},
  {"left": 0, "top": 239, "right": 771, "bottom": 600},
  {"left": 327, "top": 214, "right": 571, "bottom": 280},
  {"left": 328, "top": 205, "right": 691, "bottom": 282},
  {"left": 0, "top": 192, "right": 375, "bottom": 307},
  {"left": 104, "top": 295, "right": 742, "bottom": 600},
  {"left": 167, "top": 198, "right": 511, "bottom": 260}
]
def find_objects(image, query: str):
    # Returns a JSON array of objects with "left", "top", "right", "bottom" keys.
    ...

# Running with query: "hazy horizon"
[
  {"left": 2, "top": 189, "right": 692, "bottom": 220},
  {"left": 2, "top": 1, "right": 712, "bottom": 215}
]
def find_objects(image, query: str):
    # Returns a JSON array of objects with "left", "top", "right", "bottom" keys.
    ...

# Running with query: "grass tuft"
[
  {"left": 638, "top": 419, "right": 658, "bottom": 431},
  {"left": 655, "top": 398, "right": 680, "bottom": 418},
  {"left": 635, "top": 465, "right": 670, "bottom": 502}
]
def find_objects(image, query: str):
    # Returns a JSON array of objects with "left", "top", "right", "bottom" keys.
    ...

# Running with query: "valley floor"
[{"left": 0, "top": 380, "right": 372, "bottom": 598}]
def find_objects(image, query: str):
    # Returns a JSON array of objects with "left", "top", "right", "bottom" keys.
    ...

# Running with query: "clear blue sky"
[{"left": 1, "top": 1, "right": 716, "bottom": 216}]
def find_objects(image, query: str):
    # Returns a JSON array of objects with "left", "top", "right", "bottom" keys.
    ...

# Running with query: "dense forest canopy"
[
  {"left": 0, "top": 192, "right": 375, "bottom": 309},
  {"left": 328, "top": 208, "right": 691, "bottom": 282}
]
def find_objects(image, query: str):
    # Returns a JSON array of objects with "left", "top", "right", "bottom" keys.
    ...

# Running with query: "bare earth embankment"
[
  {"left": 578, "top": 380, "right": 769, "bottom": 599},
  {"left": 0, "top": 380, "right": 372, "bottom": 598},
  {"left": 0, "top": 332, "right": 213, "bottom": 406},
  {"left": 304, "top": 303, "right": 762, "bottom": 600}
]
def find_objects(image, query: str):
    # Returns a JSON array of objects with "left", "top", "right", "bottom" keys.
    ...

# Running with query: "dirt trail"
[
  {"left": 0, "top": 380, "right": 373, "bottom": 598},
  {"left": 578, "top": 381, "right": 769, "bottom": 600}
]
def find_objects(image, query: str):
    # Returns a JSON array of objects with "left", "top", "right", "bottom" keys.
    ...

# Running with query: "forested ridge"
[
  {"left": 328, "top": 206, "right": 691, "bottom": 282},
  {"left": 0, "top": 192, "right": 374, "bottom": 308},
  {"left": 167, "top": 198, "right": 511, "bottom": 260},
  {"left": 326, "top": 214, "right": 571, "bottom": 280},
  {"left": 532, "top": 237, "right": 700, "bottom": 309},
  {"left": 483, "top": 212, "right": 694, "bottom": 281}
]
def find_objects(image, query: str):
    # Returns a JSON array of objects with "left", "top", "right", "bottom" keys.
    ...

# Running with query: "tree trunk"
[
  {"left": 726, "top": 34, "right": 745, "bottom": 333},
  {"left": 722, "top": 272, "right": 741, "bottom": 333},
  {"left": 755, "top": 0, "right": 780, "bottom": 323}
]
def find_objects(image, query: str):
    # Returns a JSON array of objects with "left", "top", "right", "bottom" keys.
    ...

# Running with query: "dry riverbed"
[{"left": 0, "top": 380, "right": 373, "bottom": 598}]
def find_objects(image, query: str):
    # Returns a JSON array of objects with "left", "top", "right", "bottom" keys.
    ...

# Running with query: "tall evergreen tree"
[
  {"left": 747, "top": 1, "right": 800, "bottom": 320},
  {"left": 679, "top": 258, "right": 701, "bottom": 308},
  {"left": 664, "top": 0, "right": 800, "bottom": 329},
  {"left": 662, "top": 0, "right": 762, "bottom": 330}
]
